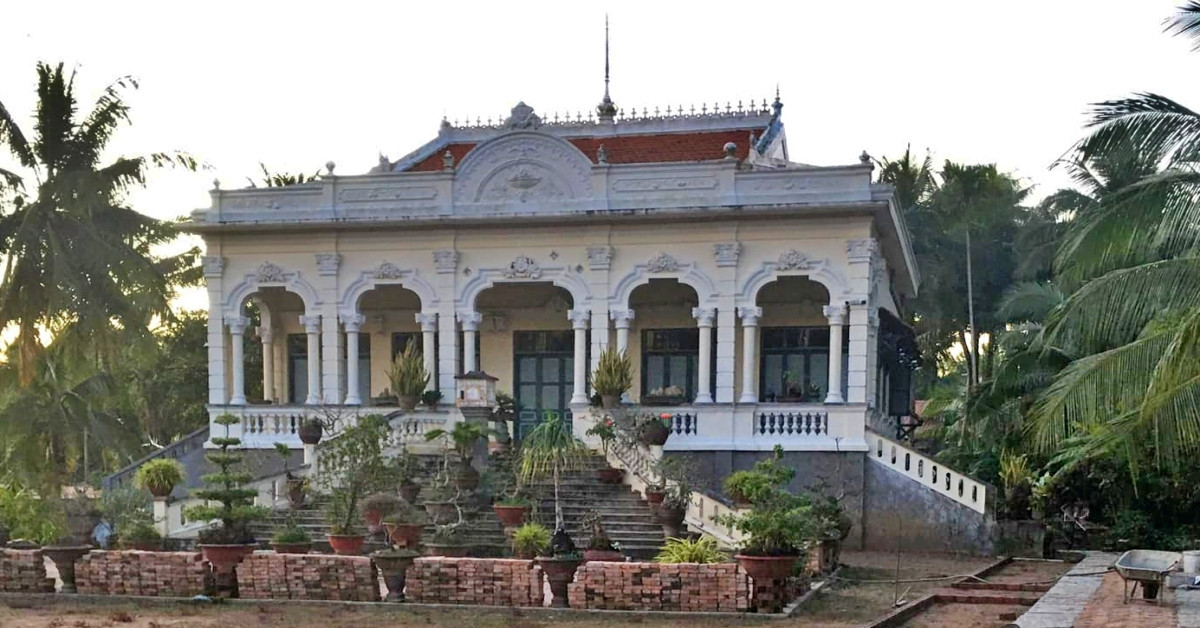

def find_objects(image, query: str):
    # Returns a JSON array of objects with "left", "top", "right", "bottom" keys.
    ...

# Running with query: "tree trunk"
[{"left": 964, "top": 227, "right": 978, "bottom": 390}]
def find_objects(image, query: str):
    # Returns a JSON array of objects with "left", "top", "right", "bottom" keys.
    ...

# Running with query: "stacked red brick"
[
  {"left": 236, "top": 553, "right": 379, "bottom": 601},
  {"left": 75, "top": 551, "right": 209, "bottom": 597},
  {"left": 567, "top": 561, "right": 750, "bottom": 612},
  {"left": 0, "top": 549, "right": 54, "bottom": 592},
  {"left": 405, "top": 558, "right": 542, "bottom": 606}
]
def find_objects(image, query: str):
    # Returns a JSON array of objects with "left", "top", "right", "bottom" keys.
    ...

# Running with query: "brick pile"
[
  {"left": 405, "top": 558, "right": 543, "bottom": 606},
  {"left": 75, "top": 551, "right": 209, "bottom": 597},
  {"left": 0, "top": 549, "right": 54, "bottom": 593},
  {"left": 567, "top": 562, "right": 750, "bottom": 612},
  {"left": 236, "top": 553, "right": 379, "bottom": 601}
]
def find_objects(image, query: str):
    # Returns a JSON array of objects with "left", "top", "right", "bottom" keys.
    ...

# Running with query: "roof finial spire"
[{"left": 597, "top": 14, "right": 618, "bottom": 123}]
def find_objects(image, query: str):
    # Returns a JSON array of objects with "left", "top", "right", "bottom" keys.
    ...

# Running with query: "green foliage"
[
  {"left": 184, "top": 414, "right": 267, "bottom": 544},
  {"left": 519, "top": 413, "right": 588, "bottom": 530},
  {"left": 383, "top": 501, "right": 426, "bottom": 526},
  {"left": 510, "top": 522, "right": 551, "bottom": 557},
  {"left": 591, "top": 347, "right": 633, "bottom": 396},
  {"left": 360, "top": 492, "right": 401, "bottom": 518},
  {"left": 122, "top": 520, "right": 161, "bottom": 543},
  {"left": 421, "top": 389, "right": 443, "bottom": 406},
  {"left": 271, "top": 519, "right": 311, "bottom": 545},
  {"left": 582, "top": 510, "right": 616, "bottom": 551},
  {"left": 316, "top": 414, "right": 392, "bottom": 535},
  {"left": 425, "top": 421, "right": 490, "bottom": 460},
  {"left": 0, "top": 482, "right": 65, "bottom": 544},
  {"left": 585, "top": 416, "right": 616, "bottom": 457},
  {"left": 387, "top": 339, "right": 429, "bottom": 398},
  {"left": 716, "top": 447, "right": 816, "bottom": 556},
  {"left": 247, "top": 163, "right": 320, "bottom": 188},
  {"left": 99, "top": 485, "right": 153, "bottom": 533},
  {"left": 134, "top": 458, "right": 185, "bottom": 493},
  {"left": 655, "top": 536, "right": 727, "bottom": 564}
]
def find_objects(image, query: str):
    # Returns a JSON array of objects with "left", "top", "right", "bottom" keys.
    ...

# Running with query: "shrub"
[
  {"left": 655, "top": 536, "right": 726, "bottom": 564},
  {"left": 511, "top": 522, "right": 551, "bottom": 558},
  {"left": 591, "top": 347, "right": 633, "bottom": 396},
  {"left": 716, "top": 446, "right": 817, "bottom": 557},
  {"left": 421, "top": 389, "right": 443, "bottom": 406},
  {"left": 100, "top": 485, "right": 153, "bottom": 533},
  {"left": 361, "top": 492, "right": 401, "bottom": 518},
  {"left": 425, "top": 421, "right": 490, "bottom": 461},
  {"left": 272, "top": 521, "right": 311, "bottom": 545},
  {"left": 0, "top": 483, "right": 65, "bottom": 545},
  {"left": 387, "top": 339, "right": 429, "bottom": 398},
  {"left": 184, "top": 414, "right": 268, "bottom": 544},
  {"left": 134, "top": 459, "right": 185, "bottom": 495},
  {"left": 582, "top": 510, "right": 617, "bottom": 551},
  {"left": 122, "top": 521, "right": 162, "bottom": 543},
  {"left": 317, "top": 414, "right": 392, "bottom": 535},
  {"left": 383, "top": 501, "right": 427, "bottom": 526}
]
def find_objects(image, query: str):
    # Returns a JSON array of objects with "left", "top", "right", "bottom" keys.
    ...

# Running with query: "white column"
[
  {"left": 416, "top": 313, "right": 438, "bottom": 392},
  {"left": 610, "top": 309, "right": 634, "bottom": 353},
  {"left": 228, "top": 317, "right": 249, "bottom": 405},
  {"left": 589, "top": 309, "right": 610, "bottom": 395},
  {"left": 457, "top": 311, "right": 481, "bottom": 373},
  {"left": 342, "top": 314, "right": 364, "bottom": 405},
  {"left": 568, "top": 309, "right": 590, "bottom": 405},
  {"left": 715, "top": 305, "right": 736, "bottom": 403},
  {"left": 693, "top": 307, "right": 715, "bottom": 404},
  {"left": 823, "top": 304, "right": 846, "bottom": 404},
  {"left": 847, "top": 304, "right": 870, "bottom": 403},
  {"left": 300, "top": 315, "right": 322, "bottom": 405},
  {"left": 737, "top": 307, "right": 761, "bottom": 404},
  {"left": 258, "top": 326, "right": 275, "bottom": 404}
]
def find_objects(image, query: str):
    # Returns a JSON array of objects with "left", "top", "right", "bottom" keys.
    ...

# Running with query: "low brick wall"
[
  {"left": 0, "top": 549, "right": 54, "bottom": 592},
  {"left": 568, "top": 561, "right": 751, "bottom": 612},
  {"left": 236, "top": 553, "right": 379, "bottom": 602},
  {"left": 76, "top": 551, "right": 209, "bottom": 597},
  {"left": 405, "top": 558, "right": 542, "bottom": 606}
]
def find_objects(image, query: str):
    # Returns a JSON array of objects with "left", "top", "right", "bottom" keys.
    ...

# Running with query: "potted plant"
[
  {"left": 120, "top": 521, "right": 162, "bottom": 551},
  {"left": 511, "top": 522, "right": 550, "bottom": 559},
  {"left": 581, "top": 511, "right": 623, "bottom": 562},
  {"left": 637, "top": 412, "right": 673, "bottom": 447},
  {"left": 421, "top": 482, "right": 458, "bottom": 523},
  {"left": 134, "top": 458, "right": 185, "bottom": 499},
  {"left": 424, "top": 421, "right": 490, "bottom": 491},
  {"left": 271, "top": 520, "right": 312, "bottom": 554},
  {"left": 421, "top": 389, "right": 443, "bottom": 409},
  {"left": 425, "top": 523, "right": 469, "bottom": 557},
  {"left": 382, "top": 501, "right": 426, "bottom": 550},
  {"left": 777, "top": 369, "right": 804, "bottom": 402},
  {"left": 1031, "top": 473, "right": 1052, "bottom": 522},
  {"left": 591, "top": 347, "right": 633, "bottom": 409},
  {"left": 372, "top": 548, "right": 420, "bottom": 602},
  {"left": 717, "top": 446, "right": 818, "bottom": 582},
  {"left": 493, "top": 495, "right": 531, "bottom": 528},
  {"left": 298, "top": 417, "right": 324, "bottom": 445},
  {"left": 641, "top": 385, "right": 686, "bottom": 407},
  {"left": 521, "top": 412, "right": 588, "bottom": 608},
  {"left": 186, "top": 414, "right": 269, "bottom": 597},
  {"left": 655, "top": 485, "right": 691, "bottom": 539},
  {"left": 724, "top": 464, "right": 788, "bottom": 508},
  {"left": 371, "top": 388, "right": 399, "bottom": 407},
  {"left": 538, "top": 528, "right": 583, "bottom": 608},
  {"left": 655, "top": 536, "right": 726, "bottom": 564},
  {"left": 273, "top": 442, "right": 307, "bottom": 510},
  {"left": 644, "top": 484, "right": 667, "bottom": 505},
  {"left": 316, "top": 414, "right": 393, "bottom": 555},
  {"left": 586, "top": 417, "right": 624, "bottom": 483},
  {"left": 361, "top": 492, "right": 401, "bottom": 535},
  {"left": 388, "top": 339, "right": 429, "bottom": 411},
  {"left": 493, "top": 391, "right": 517, "bottom": 423},
  {"left": 393, "top": 447, "right": 422, "bottom": 503}
]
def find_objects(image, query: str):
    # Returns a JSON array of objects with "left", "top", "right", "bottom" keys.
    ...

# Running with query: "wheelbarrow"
[{"left": 1115, "top": 549, "right": 1180, "bottom": 604}]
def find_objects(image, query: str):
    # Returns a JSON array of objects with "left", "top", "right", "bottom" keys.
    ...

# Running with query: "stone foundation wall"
[
  {"left": 236, "top": 553, "right": 379, "bottom": 601},
  {"left": 405, "top": 558, "right": 543, "bottom": 606},
  {"left": 0, "top": 549, "right": 54, "bottom": 593},
  {"left": 76, "top": 551, "right": 209, "bottom": 597}
]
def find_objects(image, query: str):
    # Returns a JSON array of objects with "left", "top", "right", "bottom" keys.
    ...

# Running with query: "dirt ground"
[
  {"left": 0, "top": 551, "right": 1023, "bottom": 628},
  {"left": 977, "top": 558, "right": 1069, "bottom": 585},
  {"left": 899, "top": 602, "right": 1028, "bottom": 628}
]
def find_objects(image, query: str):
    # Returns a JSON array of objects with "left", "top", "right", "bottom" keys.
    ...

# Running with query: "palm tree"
[
  {"left": 1028, "top": 4, "right": 1200, "bottom": 473},
  {"left": 246, "top": 163, "right": 320, "bottom": 188},
  {"left": 0, "top": 62, "right": 199, "bottom": 380},
  {"left": 518, "top": 413, "right": 588, "bottom": 532}
]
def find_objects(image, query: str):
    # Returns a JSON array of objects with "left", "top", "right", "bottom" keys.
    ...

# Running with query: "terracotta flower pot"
[
  {"left": 270, "top": 542, "right": 311, "bottom": 554},
  {"left": 538, "top": 557, "right": 582, "bottom": 608},
  {"left": 200, "top": 544, "right": 254, "bottom": 597},
  {"left": 363, "top": 509, "right": 385, "bottom": 534},
  {"left": 372, "top": 552, "right": 417, "bottom": 602},
  {"left": 639, "top": 420, "right": 670, "bottom": 446},
  {"left": 493, "top": 504, "right": 529, "bottom": 528},
  {"left": 735, "top": 554, "right": 798, "bottom": 581},
  {"left": 600, "top": 394, "right": 620, "bottom": 410},
  {"left": 146, "top": 483, "right": 174, "bottom": 499},
  {"left": 397, "top": 395, "right": 419, "bottom": 411},
  {"left": 327, "top": 534, "right": 366, "bottom": 555},
  {"left": 644, "top": 489, "right": 666, "bottom": 505},
  {"left": 298, "top": 420, "right": 323, "bottom": 445},
  {"left": 399, "top": 482, "right": 421, "bottom": 504},
  {"left": 654, "top": 503, "right": 687, "bottom": 538},
  {"left": 583, "top": 549, "right": 624, "bottom": 563},
  {"left": 424, "top": 543, "right": 469, "bottom": 557},
  {"left": 596, "top": 467, "right": 624, "bottom": 484},
  {"left": 384, "top": 523, "right": 423, "bottom": 549}
]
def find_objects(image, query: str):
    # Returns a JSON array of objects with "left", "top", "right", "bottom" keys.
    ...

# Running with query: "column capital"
[
  {"left": 567, "top": 308, "right": 590, "bottom": 329},
  {"left": 692, "top": 307, "right": 716, "bottom": 327},
  {"left": 847, "top": 238, "right": 879, "bottom": 262},
  {"left": 227, "top": 316, "right": 250, "bottom": 334},
  {"left": 822, "top": 304, "right": 847, "bottom": 325},
  {"left": 415, "top": 312, "right": 439, "bottom": 331},
  {"left": 737, "top": 306, "right": 762, "bottom": 326},
  {"left": 202, "top": 256, "right": 225, "bottom": 278},
  {"left": 610, "top": 308, "right": 635, "bottom": 329},
  {"left": 299, "top": 314, "right": 321, "bottom": 333},
  {"left": 457, "top": 310, "right": 482, "bottom": 331},
  {"left": 340, "top": 313, "right": 365, "bottom": 332}
]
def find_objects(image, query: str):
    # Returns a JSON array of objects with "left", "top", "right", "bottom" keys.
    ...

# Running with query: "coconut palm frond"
[
  {"left": 1166, "top": 1, "right": 1200, "bottom": 50},
  {"left": 997, "top": 282, "right": 1066, "bottom": 323}
]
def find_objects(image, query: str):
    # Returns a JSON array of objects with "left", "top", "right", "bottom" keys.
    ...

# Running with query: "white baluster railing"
[{"left": 868, "top": 429, "right": 992, "bottom": 515}]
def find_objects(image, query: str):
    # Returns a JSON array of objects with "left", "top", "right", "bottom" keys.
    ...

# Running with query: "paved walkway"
[{"left": 1013, "top": 553, "right": 1115, "bottom": 628}]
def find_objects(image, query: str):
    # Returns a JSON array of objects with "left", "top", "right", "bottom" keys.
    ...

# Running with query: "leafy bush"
[
  {"left": 360, "top": 492, "right": 401, "bottom": 518},
  {"left": 272, "top": 521, "right": 311, "bottom": 545},
  {"left": 122, "top": 521, "right": 161, "bottom": 543},
  {"left": 317, "top": 414, "right": 392, "bottom": 535},
  {"left": 0, "top": 483, "right": 65, "bottom": 545},
  {"left": 383, "top": 501, "right": 427, "bottom": 526},
  {"left": 185, "top": 414, "right": 268, "bottom": 544},
  {"left": 425, "top": 421, "right": 490, "bottom": 461},
  {"left": 100, "top": 485, "right": 153, "bottom": 533},
  {"left": 511, "top": 522, "right": 551, "bottom": 558},
  {"left": 134, "top": 458, "right": 185, "bottom": 494},
  {"left": 655, "top": 536, "right": 726, "bottom": 564},
  {"left": 716, "top": 446, "right": 817, "bottom": 556}
]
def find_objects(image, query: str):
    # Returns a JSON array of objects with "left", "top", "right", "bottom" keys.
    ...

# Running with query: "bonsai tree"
[
  {"left": 591, "top": 347, "right": 633, "bottom": 407},
  {"left": 274, "top": 442, "right": 306, "bottom": 508},
  {"left": 519, "top": 412, "right": 588, "bottom": 538},
  {"left": 424, "top": 421, "right": 490, "bottom": 462},
  {"left": 493, "top": 391, "right": 517, "bottom": 423},
  {"left": 387, "top": 339, "right": 429, "bottom": 410},
  {"left": 271, "top": 518, "right": 312, "bottom": 553},
  {"left": 186, "top": 414, "right": 268, "bottom": 545},
  {"left": 134, "top": 459, "right": 185, "bottom": 499},
  {"left": 316, "top": 414, "right": 392, "bottom": 537}
]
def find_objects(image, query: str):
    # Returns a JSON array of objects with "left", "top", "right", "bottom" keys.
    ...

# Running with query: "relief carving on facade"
[
  {"left": 610, "top": 176, "right": 719, "bottom": 193},
  {"left": 433, "top": 250, "right": 459, "bottom": 273},
  {"left": 256, "top": 262, "right": 288, "bottom": 283},
  {"left": 376, "top": 262, "right": 405, "bottom": 279},
  {"left": 777, "top": 249, "right": 813, "bottom": 271},
  {"left": 714, "top": 243, "right": 741, "bottom": 267},
  {"left": 646, "top": 252, "right": 681, "bottom": 273},
  {"left": 452, "top": 129, "right": 592, "bottom": 205},
  {"left": 587, "top": 246, "right": 613, "bottom": 270},
  {"left": 315, "top": 253, "right": 341, "bottom": 276},
  {"left": 503, "top": 255, "right": 543, "bottom": 280}
]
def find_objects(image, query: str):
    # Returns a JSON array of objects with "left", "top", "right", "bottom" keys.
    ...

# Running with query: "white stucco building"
[{"left": 190, "top": 93, "right": 923, "bottom": 457}]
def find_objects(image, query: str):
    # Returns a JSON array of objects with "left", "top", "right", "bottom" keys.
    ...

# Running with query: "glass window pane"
[
  {"left": 358, "top": 357, "right": 371, "bottom": 401},
  {"left": 519, "top": 385, "right": 537, "bottom": 410},
  {"left": 763, "top": 354, "right": 783, "bottom": 398},
  {"left": 519, "top": 357, "right": 537, "bottom": 381},
  {"left": 542, "top": 358, "right": 560, "bottom": 382},
  {"left": 541, "top": 386, "right": 560, "bottom": 410},
  {"left": 645, "top": 356, "right": 666, "bottom": 392},
  {"left": 809, "top": 353, "right": 829, "bottom": 398},
  {"left": 668, "top": 356, "right": 690, "bottom": 391},
  {"left": 291, "top": 358, "right": 307, "bottom": 404}
]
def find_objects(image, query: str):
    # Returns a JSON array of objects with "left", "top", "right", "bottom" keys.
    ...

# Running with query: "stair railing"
[{"left": 867, "top": 428, "right": 994, "bottom": 515}]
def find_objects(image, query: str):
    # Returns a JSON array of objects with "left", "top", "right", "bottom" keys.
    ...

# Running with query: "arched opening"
[
  {"left": 753, "top": 276, "right": 844, "bottom": 403},
  {"left": 357, "top": 284, "right": 425, "bottom": 404},
  {"left": 239, "top": 287, "right": 307, "bottom": 405},
  {"left": 627, "top": 279, "right": 708, "bottom": 404},
  {"left": 474, "top": 282, "right": 576, "bottom": 438}
]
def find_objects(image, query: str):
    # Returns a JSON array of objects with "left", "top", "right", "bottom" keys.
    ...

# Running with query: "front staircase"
[{"left": 252, "top": 451, "right": 665, "bottom": 559}]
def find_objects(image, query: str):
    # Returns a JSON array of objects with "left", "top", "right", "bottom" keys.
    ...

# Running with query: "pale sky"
[{"left": 3, "top": 0, "right": 1198, "bottom": 311}]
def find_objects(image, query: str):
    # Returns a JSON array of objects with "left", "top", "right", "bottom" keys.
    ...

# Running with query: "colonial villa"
[{"left": 111, "top": 90, "right": 1000, "bottom": 554}]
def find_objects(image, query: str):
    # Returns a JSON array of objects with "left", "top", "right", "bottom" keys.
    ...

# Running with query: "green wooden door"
[{"left": 513, "top": 330, "right": 575, "bottom": 440}]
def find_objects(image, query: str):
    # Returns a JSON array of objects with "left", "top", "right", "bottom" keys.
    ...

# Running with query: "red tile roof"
[{"left": 403, "top": 130, "right": 757, "bottom": 172}]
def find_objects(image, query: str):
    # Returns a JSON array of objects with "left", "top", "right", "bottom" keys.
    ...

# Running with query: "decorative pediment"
[
  {"left": 504, "top": 102, "right": 542, "bottom": 129},
  {"left": 777, "top": 250, "right": 812, "bottom": 271},
  {"left": 503, "top": 255, "right": 543, "bottom": 280},
  {"left": 646, "top": 252, "right": 681, "bottom": 273},
  {"left": 453, "top": 131, "right": 592, "bottom": 205},
  {"left": 256, "top": 262, "right": 288, "bottom": 283},
  {"left": 376, "top": 262, "right": 405, "bottom": 279}
]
